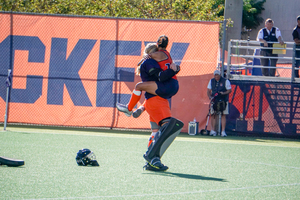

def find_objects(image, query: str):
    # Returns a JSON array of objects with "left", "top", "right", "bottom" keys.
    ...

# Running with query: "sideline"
[{"left": 2, "top": 126, "right": 300, "bottom": 148}]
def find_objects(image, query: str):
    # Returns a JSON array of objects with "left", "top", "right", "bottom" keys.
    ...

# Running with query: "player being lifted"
[
  {"left": 117, "top": 35, "right": 179, "bottom": 150},
  {"left": 128, "top": 35, "right": 177, "bottom": 118},
  {"left": 117, "top": 35, "right": 177, "bottom": 117},
  {"left": 116, "top": 37, "right": 183, "bottom": 171}
]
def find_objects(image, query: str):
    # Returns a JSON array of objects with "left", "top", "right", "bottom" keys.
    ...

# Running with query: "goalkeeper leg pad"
[{"left": 144, "top": 117, "right": 184, "bottom": 162}]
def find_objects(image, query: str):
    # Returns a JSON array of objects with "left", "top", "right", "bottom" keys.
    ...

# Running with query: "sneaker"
[
  {"left": 132, "top": 106, "right": 145, "bottom": 118},
  {"left": 210, "top": 130, "right": 217, "bottom": 136},
  {"left": 143, "top": 162, "right": 168, "bottom": 171},
  {"left": 143, "top": 157, "right": 168, "bottom": 171},
  {"left": 221, "top": 131, "right": 227, "bottom": 137},
  {"left": 116, "top": 103, "right": 132, "bottom": 117}
]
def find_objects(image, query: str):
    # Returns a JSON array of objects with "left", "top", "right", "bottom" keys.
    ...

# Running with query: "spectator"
[
  {"left": 257, "top": 18, "right": 284, "bottom": 76},
  {"left": 207, "top": 70, "right": 232, "bottom": 137},
  {"left": 292, "top": 15, "right": 300, "bottom": 78}
]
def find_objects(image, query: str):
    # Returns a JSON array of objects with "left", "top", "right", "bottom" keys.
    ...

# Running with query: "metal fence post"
[
  {"left": 4, "top": 69, "right": 12, "bottom": 131},
  {"left": 291, "top": 43, "right": 296, "bottom": 82},
  {"left": 221, "top": 19, "right": 226, "bottom": 77},
  {"left": 227, "top": 40, "right": 232, "bottom": 78}
]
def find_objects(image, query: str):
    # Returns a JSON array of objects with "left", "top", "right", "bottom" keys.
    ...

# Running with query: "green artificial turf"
[{"left": 1, "top": 126, "right": 300, "bottom": 199}]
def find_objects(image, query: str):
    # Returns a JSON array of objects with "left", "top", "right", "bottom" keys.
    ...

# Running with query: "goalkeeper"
[{"left": 117, "top": 43, "right": 183, "bottom": 171}]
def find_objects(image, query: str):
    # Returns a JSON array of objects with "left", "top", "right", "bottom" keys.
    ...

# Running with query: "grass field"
[{"left": 1, "top": 125, "right": 300, "bottom": 200}]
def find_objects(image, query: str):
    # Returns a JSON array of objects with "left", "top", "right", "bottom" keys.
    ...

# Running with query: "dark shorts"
[{"left": 155, "top": 79, "right": 179, "bottom": 99}]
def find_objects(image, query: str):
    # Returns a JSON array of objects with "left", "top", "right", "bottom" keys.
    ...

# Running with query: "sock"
[{"left": 127, "top": 90, "right": 142, "bottom": 111}]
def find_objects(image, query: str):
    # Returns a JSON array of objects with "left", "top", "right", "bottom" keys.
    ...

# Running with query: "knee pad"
[{"left": 144, "top": 117, "right": 184, "bottom": 162}]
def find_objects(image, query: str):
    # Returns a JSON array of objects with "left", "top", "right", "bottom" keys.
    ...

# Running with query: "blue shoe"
[
  {"left": 143, "top": 156, "right": 168, "bottom": 171},
  {"left": 132, "top": 106, "right": 144, "bottom": 118},
  {"left": 143, "top": 162, "right": 168, "bottom": 171}
]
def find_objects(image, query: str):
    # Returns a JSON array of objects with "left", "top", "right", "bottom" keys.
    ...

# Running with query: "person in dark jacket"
[
  {"left": 207, "top": 70, "right": 232, "bottom": 137},
  {"left": 292, "top": 15, "right": 300, "bottom": 78},
  {"left": 256, "top": 18, "right": 284, "bottom": 76}
]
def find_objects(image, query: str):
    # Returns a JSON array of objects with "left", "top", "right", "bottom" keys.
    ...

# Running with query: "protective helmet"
[{"left": 76, "top": 148, "right": 99, "bottom": 166}]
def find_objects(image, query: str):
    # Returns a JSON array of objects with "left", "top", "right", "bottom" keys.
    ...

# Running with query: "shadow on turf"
[{"left": 145, "top": 171, "right": 227, "bottom": 182}]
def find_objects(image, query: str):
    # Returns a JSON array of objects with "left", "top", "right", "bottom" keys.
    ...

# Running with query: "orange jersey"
[{"left": 157, "top": 50, "right": 177, "bottom": 80}]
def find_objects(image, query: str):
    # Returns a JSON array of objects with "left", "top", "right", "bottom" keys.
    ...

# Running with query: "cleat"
[
  {"left": 132, "top": 106, "right": 145, "bottom": 118},
  {"left": 116, "top": 103, "right": 132, "bottom": 117},
  {"left": 221, "top": 131, "right": 227, "bottom": 137},
  {"left": 149, "top": 157, "right": 166, "bottom": 169},
  {"left": 143, "top": 157, "right": 169, "bottom": 171},
  {"left": 143, "top": 162, "right": 168, "bottom": 171},
  {"left": 210, "top": 130, "right": 217, "bottom": 136},
  {"left": 143, "top": 162, "right": 158, "bottom": 171}
]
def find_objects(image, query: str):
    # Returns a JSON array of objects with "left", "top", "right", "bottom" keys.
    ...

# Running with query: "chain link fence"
[
  {"left": 1, "top": 12, "right": 299, "bottom": 138},
  {"left": 0, "top": 12, "right": 220, "bottom": 133}
]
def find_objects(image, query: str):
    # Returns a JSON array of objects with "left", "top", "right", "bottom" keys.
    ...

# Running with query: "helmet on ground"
[{"left": 76, "top": 148, "right": 99, "bottom": 166}]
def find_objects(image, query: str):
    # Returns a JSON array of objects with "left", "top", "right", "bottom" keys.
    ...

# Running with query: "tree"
[
  {"left": 0, "top": 0, "right": 224, "bottom": 22},
  {"left": 215, "top": 0, "right": 266, "bottom": 30},
  {"left": 242, "top": 0, "right": 266, "bottom": 30}
]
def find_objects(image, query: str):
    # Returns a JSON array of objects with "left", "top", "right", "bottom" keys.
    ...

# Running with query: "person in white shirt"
[
  {"left": 207, "top": 70, "right": 232, "bottom": 137},
  {"left": 256, "top": 18, "right": 284, "bottom": 76}
]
